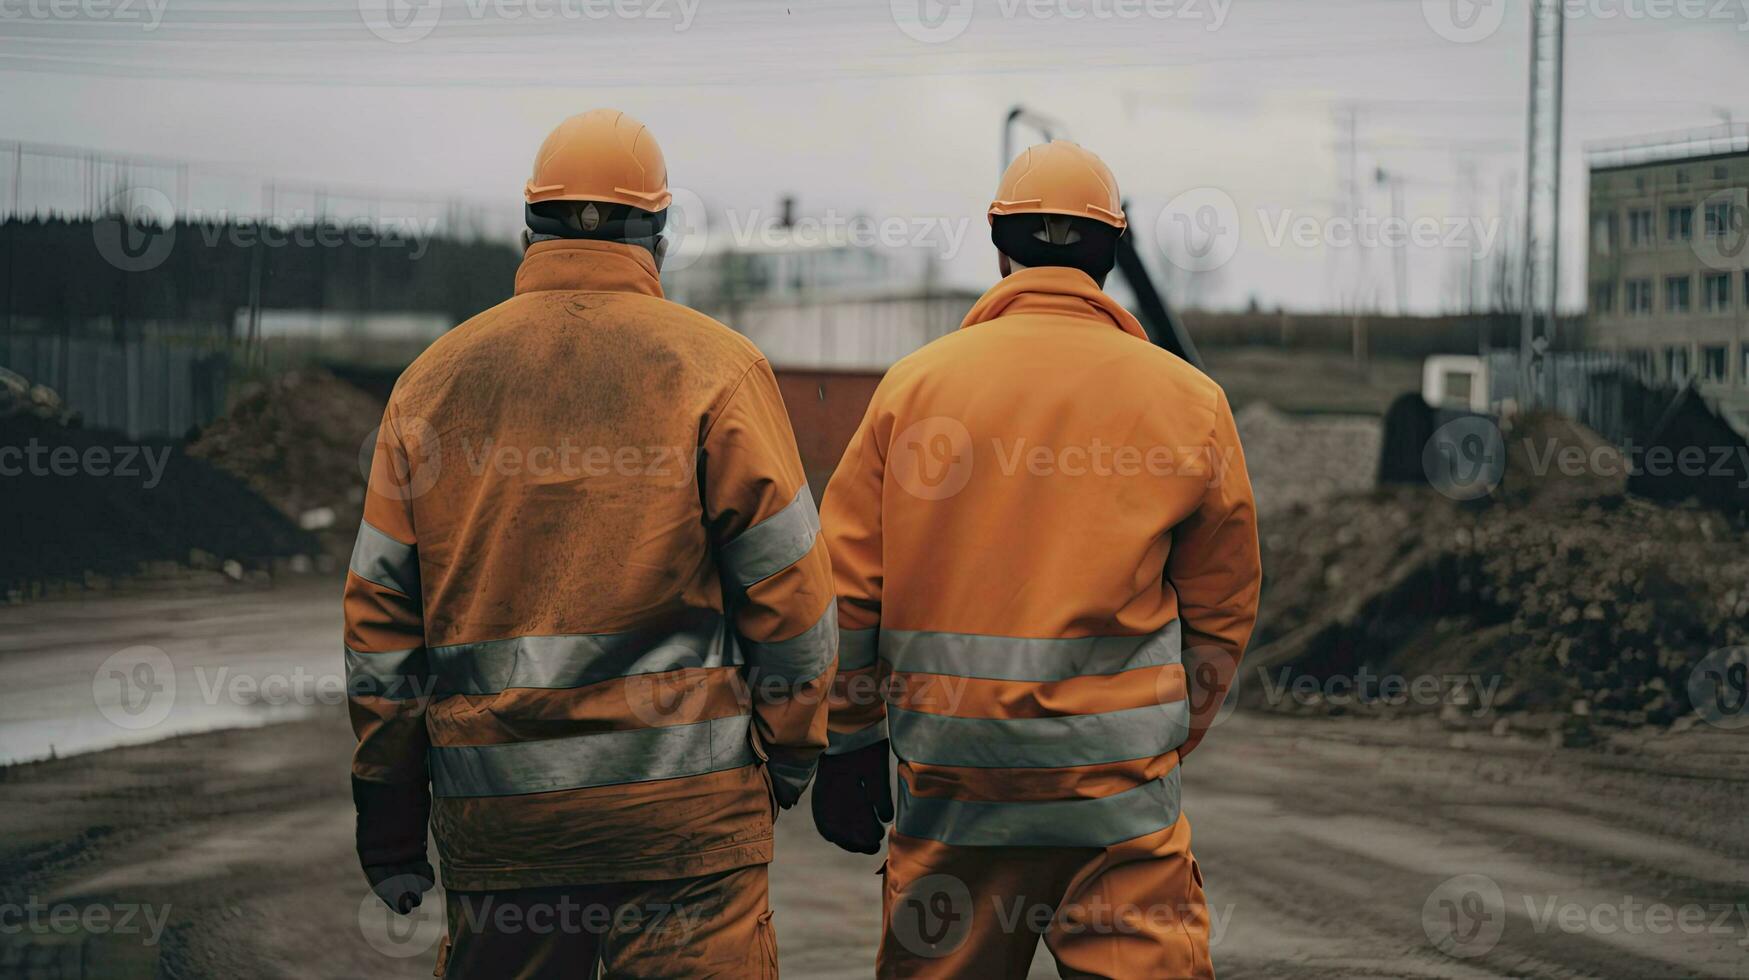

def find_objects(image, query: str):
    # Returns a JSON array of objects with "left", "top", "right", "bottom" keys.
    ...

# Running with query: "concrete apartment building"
[{"left": 1586, "top": 126, "right": 1749, "bottom": 393}]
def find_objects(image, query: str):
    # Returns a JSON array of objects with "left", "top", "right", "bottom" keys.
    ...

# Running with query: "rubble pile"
[
  {"left": 188, "top": 369, "right": 385, "bottom": 554},
  {"left": 0, "top": 367, "right": 75, "bottom": 427},
  {"left": 1252, "top": 413, "right": 1749, "bottom": 731}
]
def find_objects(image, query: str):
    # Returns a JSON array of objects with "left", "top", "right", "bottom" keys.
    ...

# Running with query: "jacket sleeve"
[
  {"left": 344, "top": 405, "right": 434, "bottom": 869},
  {"left": 702, "top": 359, "right": 838, "bottom": 802},
  {"left": 817, "top": 394, "right": 888, "bottom": 756},
  {"left": 1167, "top": 390, "right": 1261, "bottom": 759}
]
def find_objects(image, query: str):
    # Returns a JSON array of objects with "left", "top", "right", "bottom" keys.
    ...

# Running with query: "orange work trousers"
[
  {"left": 879, "top": 816, "right": 1212, "bottom": 979},
  {"left": 436, "top": 864, "right": 777, "bottom": 979}
]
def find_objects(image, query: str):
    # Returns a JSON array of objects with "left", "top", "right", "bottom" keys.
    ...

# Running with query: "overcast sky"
[{"left": 3, "top": 0, "right": 1747, "bottom": 312}]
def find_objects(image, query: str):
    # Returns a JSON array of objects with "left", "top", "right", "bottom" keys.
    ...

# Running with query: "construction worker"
[
  {"left": 811, "top": 141, "right": 1260, "bottom": 978},
  {"left": 344, "top": 109, "right": 836, "bottom": 978}
]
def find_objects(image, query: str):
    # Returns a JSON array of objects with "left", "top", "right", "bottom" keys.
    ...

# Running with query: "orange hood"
[{"left": 960, "top": 266, "right": 1149, "bottom": 342}]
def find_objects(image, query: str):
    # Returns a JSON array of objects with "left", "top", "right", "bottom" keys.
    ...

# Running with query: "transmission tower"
[{"left": 1518, "top": 0, "right": 1566, "bottom": 404}]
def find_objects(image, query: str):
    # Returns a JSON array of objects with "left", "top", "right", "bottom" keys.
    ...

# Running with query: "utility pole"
[
  {"left": 1337, "top": 105, "right": 1365, "bottom": 308},
  {"left": 1519, "top": 0, "right": 1566, "bottom": 409},
  {"left": 1376, "top": 167, "right": 1408, "bottom": 314},
  {"left": 1457, "top": 157, "right": 1480, "bottom": 315},
  {"left": 3, "top": 142, "right": 20, "bottom": 342},
  {"left": 1336, "top": 104, "right": 1369, "bottom": 366},
  {"left": 1548, "top": 4, "right": 1565, "bottom": 352}
]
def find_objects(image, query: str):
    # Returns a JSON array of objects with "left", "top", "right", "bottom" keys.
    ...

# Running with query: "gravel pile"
[{"left": 1233, "top": 402, "right": 1381, "bottom": 518}]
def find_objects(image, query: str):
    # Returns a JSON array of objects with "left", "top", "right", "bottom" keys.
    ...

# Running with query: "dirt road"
[{"left": 3, "top": 585, "right": 1747, "bottom": 979}]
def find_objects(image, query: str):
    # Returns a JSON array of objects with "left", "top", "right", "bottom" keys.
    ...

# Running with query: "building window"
[
  {"left": 1593, "top": 281, "right": 1615, "bottom": 313},
  {"left": 1702, "top": 346, "right": 1728, "bottom": 382},
  {"left": 1634, "top": 175, "right": 1646, "bottom": 192},
  {"left": 1626, "top": 278, "right": 1653, "bottom": 314},
  {"left": 1667, "top": 346, "right": 1690, "bottom": 381},
  {"left": 1704, "top": 273, "right": 1731, "bottom": 312},
  {"left": 1676, "top": 169, "right": 1689, "bottom": 186},
  {"left": 1628, "top": 209, "right": 1655, "bottom": 246},
  {"left": 1666, "top": 205, "right": 1694, "bottom": 242},
  {"left": 1592, "top": 212, "right": 1618, "bottom": 254},
  {"left": 1665, "top": 275, "right": 1691, "bottom": 313},
  {"left": 1715, "top": 165, "right": 1729, "bottom": 181},
  {"left": 1704, "top": 200, "right": 1734, "bottom": 239}
]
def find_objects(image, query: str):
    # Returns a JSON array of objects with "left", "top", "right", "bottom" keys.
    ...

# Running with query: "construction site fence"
[
  {"left": 1182, "top": 310, "right": 1589, "bottom": 361},
  {"left": 3, "top": 332, "right": 229, "bottom": 441}
]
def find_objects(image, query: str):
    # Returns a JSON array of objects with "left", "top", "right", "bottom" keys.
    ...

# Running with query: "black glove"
[
  {"left": 811, "top": 740, "right": 894, "bottom": 854},
  {"left": 768, "top": 761, "right": 811, "bottom": 811},
  {"left": 365, "top": 860, "right": 436, "bottom": 915},
  {"left": 354, "top": 777, "right": 434, "bottom": 914}
]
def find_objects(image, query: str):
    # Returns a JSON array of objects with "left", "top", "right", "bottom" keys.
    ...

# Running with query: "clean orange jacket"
[
  {"left": 344, "top": 239, "right": 836, "bottom": 889},
  {"left": 820, "top": 266, "right": 1259, "bottom": 851}
]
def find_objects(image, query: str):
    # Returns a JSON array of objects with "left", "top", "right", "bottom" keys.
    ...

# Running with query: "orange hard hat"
[
  {"left": 988, "top": 140, "right": 1125, "bottom": 230},
  {"left": 525, "top": 109, "right": 672, "bottom": 212}
]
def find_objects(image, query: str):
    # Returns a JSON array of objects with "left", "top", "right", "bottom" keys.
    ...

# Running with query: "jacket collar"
[
  {"left": 514, "top": 239, "right": 664, "bottom": 298},
  {"left": 959, "top": 266, "right": 1148, "bottom": 341}
]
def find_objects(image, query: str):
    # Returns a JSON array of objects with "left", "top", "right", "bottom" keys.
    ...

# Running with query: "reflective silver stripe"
[
  {"left": 838, "top": 628, "right": 880, "bottom": 671},
  {"left": 429, "top": 713, "right": 755, "bottom": 798},
  {"left": 742, "top": 604, "right": 838, "bottom": 689},
  {"left": 427, "top": 614, "right": 736, "bottom": 697},
  {"left": 889, "top": 701, "right": 1189, "bottom": 769},
  {"left": 766, "top": 757, "right": 817, "bottom": 798},
  {"left": 344, "top": 646, "right": 427, "bottom": 701},
  {"left": 350, "top": 520, "right": 419, "bottom": 597},
  {"left": 720, "top": 484, "right": 819, "bottom": 589},
  {"left": 825, "top": 719, "right": 888, "bottom": 756},
  {"left": 896, "top": 769, "right": 1182, "bottom": 848},
  {"left": 880, "top": 620, "right": 1180, "bottom": 682}
]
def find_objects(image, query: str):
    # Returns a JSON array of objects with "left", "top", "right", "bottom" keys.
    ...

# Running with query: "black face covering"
[
  {"left": 524, "top": 201, "right": 667, "bottom": 259},
  {"left": 991, "top": 213, "right": 1122, "bottom": 283}
]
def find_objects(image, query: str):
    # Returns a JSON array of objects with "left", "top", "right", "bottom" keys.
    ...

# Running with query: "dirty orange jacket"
[
  {"left": 820, "top": 266, "right": 1259, "bottom": 850},
  {"left": 344, "top": 240, "right": 836, "bottom": 889}
]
